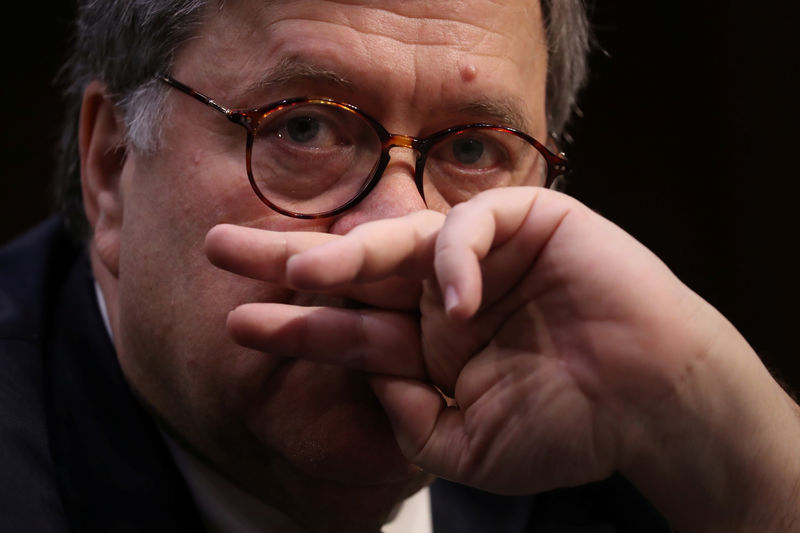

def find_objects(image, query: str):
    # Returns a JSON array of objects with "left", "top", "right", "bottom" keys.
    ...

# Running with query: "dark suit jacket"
[{"left": 0, "top": 217, "right": 670, "bottom": 532}]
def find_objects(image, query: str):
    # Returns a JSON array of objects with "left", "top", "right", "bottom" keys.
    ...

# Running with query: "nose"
[{"left": 328, "top": 149, "right": 426, "bottom": 235}]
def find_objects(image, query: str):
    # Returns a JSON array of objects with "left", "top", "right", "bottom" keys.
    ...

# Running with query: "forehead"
[{"left": 173, "top": 0, "right": 547, "bottom": 130}]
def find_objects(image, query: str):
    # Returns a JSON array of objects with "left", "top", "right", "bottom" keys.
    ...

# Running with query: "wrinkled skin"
[
  {"left": 209, "top": 186, "right": 800, "bottom": 532},
  {"left": 80, "top": 0, "right": 800, "bottom": 531},
  {"left": 83, "top": 0, "right": 549, "bottom": 530}
]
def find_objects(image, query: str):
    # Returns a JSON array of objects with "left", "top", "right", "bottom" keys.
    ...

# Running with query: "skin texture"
[
  {"left": 81, "top": 0, "right": 550, "bottom": 530},
  {"left": 79, "top": 0, "right": 800, "bottom": 532},
  {"left": 208, "top": 189, "right": 800, "bottom": 532}
]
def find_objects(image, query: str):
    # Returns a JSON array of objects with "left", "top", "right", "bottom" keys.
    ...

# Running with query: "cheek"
[{"left": 112, "top": 149, "right": 321, "bottom": 430}]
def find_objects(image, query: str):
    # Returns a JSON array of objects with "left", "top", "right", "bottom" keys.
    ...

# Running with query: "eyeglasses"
[{"left": 161, "top": 75, "right": 568, "bottom": 219}]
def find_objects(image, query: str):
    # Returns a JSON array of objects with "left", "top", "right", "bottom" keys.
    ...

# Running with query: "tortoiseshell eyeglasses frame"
[{"left": 160, "top": 75, "right": 569, "bottom": 219}]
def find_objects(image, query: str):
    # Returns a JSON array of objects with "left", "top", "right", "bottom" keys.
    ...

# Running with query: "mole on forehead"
[
  {"left": 452, "top": 64, "right": 531, "bottom": 131},
  {"left": 460, "top": 64, "right": 478, "bottom": 82}
]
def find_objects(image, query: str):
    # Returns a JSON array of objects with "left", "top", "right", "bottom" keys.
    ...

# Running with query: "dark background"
[{"left": 2, "top": 3, "right": 798, "bottom": 389}]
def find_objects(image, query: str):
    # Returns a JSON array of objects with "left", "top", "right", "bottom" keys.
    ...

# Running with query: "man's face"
[{"left": 102, "top": 0, "right": 548, "bottom": 508}]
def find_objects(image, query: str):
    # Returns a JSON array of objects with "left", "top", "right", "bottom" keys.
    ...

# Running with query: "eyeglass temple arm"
[
  {"left": 538, "top": 133, "right": 568, "bottom": 189},
  {"left": 160, "top": 75, "right": 232, "bottom": 116}
]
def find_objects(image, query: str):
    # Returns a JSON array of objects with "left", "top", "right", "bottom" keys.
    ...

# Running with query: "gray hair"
[
  {"left": 56, "top": 0, "right": 590, "bottom": 238},
  {"left": 541, "top": 0, "right": 591, "bottom": 135}
]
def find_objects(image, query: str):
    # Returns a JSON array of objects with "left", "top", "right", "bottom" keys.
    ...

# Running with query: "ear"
[{"left": 79, "top": 81, "right": 128, "bottom": 278}]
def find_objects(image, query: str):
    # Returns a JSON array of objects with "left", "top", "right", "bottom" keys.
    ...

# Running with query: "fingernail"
[{"left": 444, "top": 284, "right": 460, "bottom": 315}]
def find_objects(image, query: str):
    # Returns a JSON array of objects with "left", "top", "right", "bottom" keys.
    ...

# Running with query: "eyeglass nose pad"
[{"left": 382, "top": 138, "right": 427, "bottom": 205}]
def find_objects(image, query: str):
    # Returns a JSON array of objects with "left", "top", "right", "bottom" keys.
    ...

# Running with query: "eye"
[
  {"left": 451, "top": 137, "right": 485, "bottom": 165},
  {"left": 248, "top": 102, "right": 384, "bottom": 212},
  {"left": 271, "top": 107, "right": 347, "bottom": 149},
  {"left": 423, "top": 127, "right": 543, "bottom": 207},
  {"left": 431, "top": 131, "right": 508, "bottom": 172},
  {"left": 285, "top": 116, "right": 321, "bottom": 144}
]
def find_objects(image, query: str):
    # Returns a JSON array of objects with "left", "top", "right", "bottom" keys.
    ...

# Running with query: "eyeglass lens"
[{"left": 249, "top": 101, "right": 545, "bottom": 216}]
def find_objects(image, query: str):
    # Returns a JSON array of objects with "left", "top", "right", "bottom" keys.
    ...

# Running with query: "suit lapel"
[
  {"left": 38, "top": 235, "right": 670, "bottom": 533},
  {"left": 44, "top": 252, "right": 205, "bottom": 532}
]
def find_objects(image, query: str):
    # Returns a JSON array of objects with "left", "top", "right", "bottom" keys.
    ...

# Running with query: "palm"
[
  {"left": 400, "top": 190, "right": 708, "bottom": 493},
  {"left": 207, "top": 186, "right": 713, "bottom": 495}
]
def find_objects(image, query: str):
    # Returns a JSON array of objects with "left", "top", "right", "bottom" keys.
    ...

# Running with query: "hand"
[{"left": 206, "top": 187, "right": 800, "bottom": 531}]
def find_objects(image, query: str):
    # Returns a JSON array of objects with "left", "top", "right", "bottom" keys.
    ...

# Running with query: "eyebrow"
[
  {"left": 454, "top": 99, "right": 532, "bottom": 131},
  {"left": 243, "top": 56, "right": 354, "bottom": 95},
  {"left": 242, "top": 56, "right": 533, "bottom": 132}
]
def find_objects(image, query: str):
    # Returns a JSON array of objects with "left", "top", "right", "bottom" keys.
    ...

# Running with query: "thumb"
[{"left": 369, "top": 375, "right": 467, "bottom": 476}]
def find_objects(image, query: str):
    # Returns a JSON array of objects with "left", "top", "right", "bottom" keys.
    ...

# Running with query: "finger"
[
  {"left": 205, "top": 223, "right": 335, "bottom": 284},
  {"left": 468, "top": 189, "right": 575, "bottom": 312},
  {"left": 471, "top": 188, "right": 607, "bottom": 323},
  {"left": 227, "top": 303, "right": 426, "bottom": 378},
  {"left": 435, "top": 187, "right": 567, "bottom": 319},
  {"left": 369, "top": 375, "right": 467, "bottom": 477},
  {"left": 206, "top": 224, "right": 422, "bottom": 310},
  {"left": 286, "top": 210, "right": 445, "bottom": 289},
  {"left": 340, "top": 278, "right": 423, "bottom": 311}
]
